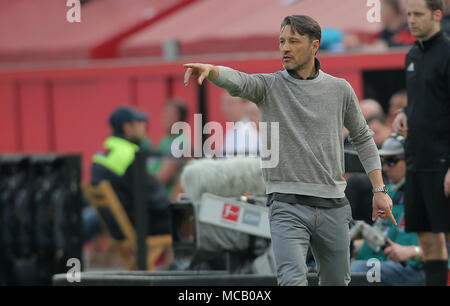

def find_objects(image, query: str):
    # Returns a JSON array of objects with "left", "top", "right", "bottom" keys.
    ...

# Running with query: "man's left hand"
[
  {"left": 444, "top": 168, "right": 450, "bottom": 198},
  {"left": 372, "top": 192, "right": 397, "bottom": 226}
]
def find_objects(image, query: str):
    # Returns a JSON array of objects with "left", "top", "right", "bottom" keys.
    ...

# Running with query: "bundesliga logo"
[{"left": 222, "top": 203, "right": 240, "bottom": 222}]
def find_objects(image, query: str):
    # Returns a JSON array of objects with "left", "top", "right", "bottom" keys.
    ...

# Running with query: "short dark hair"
[
  {"left": 167, "top": 98, "right": 187, "bottom": 122},
  {"left": 280, "top": 15, "right": 321, "bottom": 43},
  {"left": 424, "top": 0, "right": 445, "bottom": 13}
]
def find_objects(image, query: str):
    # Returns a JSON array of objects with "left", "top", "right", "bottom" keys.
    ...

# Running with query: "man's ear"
[
  {"left": 312, "top": 39, "right": 320, "bottom": 54},
  {"left": 122, "top": 122, "right": 132, "bottom": 136},
  {"left": 433, "top": 9, "right": 443, "bottom": 22}
]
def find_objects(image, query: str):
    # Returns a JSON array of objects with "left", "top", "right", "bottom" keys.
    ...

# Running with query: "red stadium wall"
[{"left": 0, "top": 51, "right": 406, "bottom": 181}]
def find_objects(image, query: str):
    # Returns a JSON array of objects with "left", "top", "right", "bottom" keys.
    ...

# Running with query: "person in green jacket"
[
  {"left": 147, "top": 99, "right": 189, "bottom": 200},
  {"left": 351, "top": 134, "right": 425, "bottom": 285}
]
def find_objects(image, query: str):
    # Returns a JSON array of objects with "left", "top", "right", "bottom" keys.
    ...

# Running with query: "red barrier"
[{"left": 0, "top": 51, "right": 407, "bottom": 181}]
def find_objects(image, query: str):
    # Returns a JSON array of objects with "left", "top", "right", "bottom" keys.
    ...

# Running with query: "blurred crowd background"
[{"left": 4, "top": 0, "right": 447, "bottom": 182}]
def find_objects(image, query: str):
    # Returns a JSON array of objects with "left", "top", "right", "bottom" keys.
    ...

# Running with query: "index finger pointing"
[
  {"left": 387, "top": 210, "right": 397, "bottom": 226},
  {"left": 184, "top": 63, "right": 198, "bottom": 69},
  {"left": 184, "top": 68, "right": 193, "bottom": 86}
]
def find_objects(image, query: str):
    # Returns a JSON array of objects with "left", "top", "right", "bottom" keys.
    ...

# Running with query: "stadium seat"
[{"left": 82, "top": 181, "right": 172, "bottom": 271}]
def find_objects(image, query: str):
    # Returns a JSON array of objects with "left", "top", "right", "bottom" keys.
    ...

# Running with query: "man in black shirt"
[{"left": 393, "top": 0, "right": 450, "bottom": 286}]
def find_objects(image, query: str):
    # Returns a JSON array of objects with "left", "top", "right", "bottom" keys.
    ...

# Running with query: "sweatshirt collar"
[
  {"left": 287, "top": 58, "right": 322, "bottom": 80},
  {"left": 416, "top": 30, "right": 443, "bottom": 51}
]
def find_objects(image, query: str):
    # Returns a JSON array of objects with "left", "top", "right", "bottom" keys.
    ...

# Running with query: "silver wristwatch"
[
  {"left": 372, "top": 185, "right": 388, "bottom": 194},
  {"left": 414, "top": 246, "right": 421, "bottom": 261}
]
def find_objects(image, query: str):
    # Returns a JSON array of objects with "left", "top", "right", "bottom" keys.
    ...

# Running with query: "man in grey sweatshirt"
[{"left": 184, "top": 15, "right": 397, "bottom": 286}]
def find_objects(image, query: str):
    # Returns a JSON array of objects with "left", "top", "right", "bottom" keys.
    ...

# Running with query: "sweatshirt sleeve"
[
  {"left": 211, "top": 66, "right": 274, "bottom": 104},
  {"left": 343, "top": 81, "right": 382, "bottom": 174}
]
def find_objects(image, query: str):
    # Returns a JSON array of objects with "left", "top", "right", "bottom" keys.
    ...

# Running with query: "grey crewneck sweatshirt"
[{"left": 212, "top": 65, "right": 381, "bottom": 200}]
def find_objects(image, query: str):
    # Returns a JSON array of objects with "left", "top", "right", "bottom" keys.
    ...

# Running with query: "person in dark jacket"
[
  {"left": 84, "top": 106, "right": 172, "bottom": 243},
  {"left": 393, "top": 0, "right": 450, "bottom": 286}
]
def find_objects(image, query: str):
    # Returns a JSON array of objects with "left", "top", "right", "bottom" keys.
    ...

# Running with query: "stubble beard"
[{"left": 284, "top": 54, "right": 312, "bottom": 76}]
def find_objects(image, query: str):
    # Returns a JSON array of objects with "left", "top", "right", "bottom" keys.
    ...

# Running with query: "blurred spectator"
[
  {"left": 350, "top": 134, "right": 425, "bottom": 286},
  {"left": 244, "top": 101, "right": 261, "bottom": 153},
  {"left": 222, "top": 91, "right": 259, "bottom": 156},
  {"left": 319, "top": 28, "right": 345, "bottom": 52},
  {"left": 244, "top": 101, "right": 261, "bottom": 128},
  {"left": 222, "top": 90, "right": 247, "bottom": 124},
  {"left": 147, "top": 99, "right": 189, "bottom": 201},
  {"left": 368, "top": 116, "right": 393, "bottom": 148},
  {"left": 360, "top": 98, "right": 385, "bottom": 120},
  {"left": 345, "top": 0, "right": 416, "bottom": 52},
  {"left": 360, "top": 99, "right": 392, "bottom": 147},
  {"left": 83, "top": 106, "right": 174, "bottom": 268},
  {"left": 386, "top": 90, "right": 408, "bottom": 129},
  {"left": 377, "top": 0, "right": 416, "bottom": 47}
]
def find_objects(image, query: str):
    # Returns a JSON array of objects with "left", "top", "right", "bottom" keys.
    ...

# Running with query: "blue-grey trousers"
[{"left": 269, "top": 200, "right": 353, "bottom": 286}]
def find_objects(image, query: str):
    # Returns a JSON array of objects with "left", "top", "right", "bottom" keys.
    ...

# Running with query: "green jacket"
[{"left": 146, "top": 135, "right": 186, "bottom": 194}]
